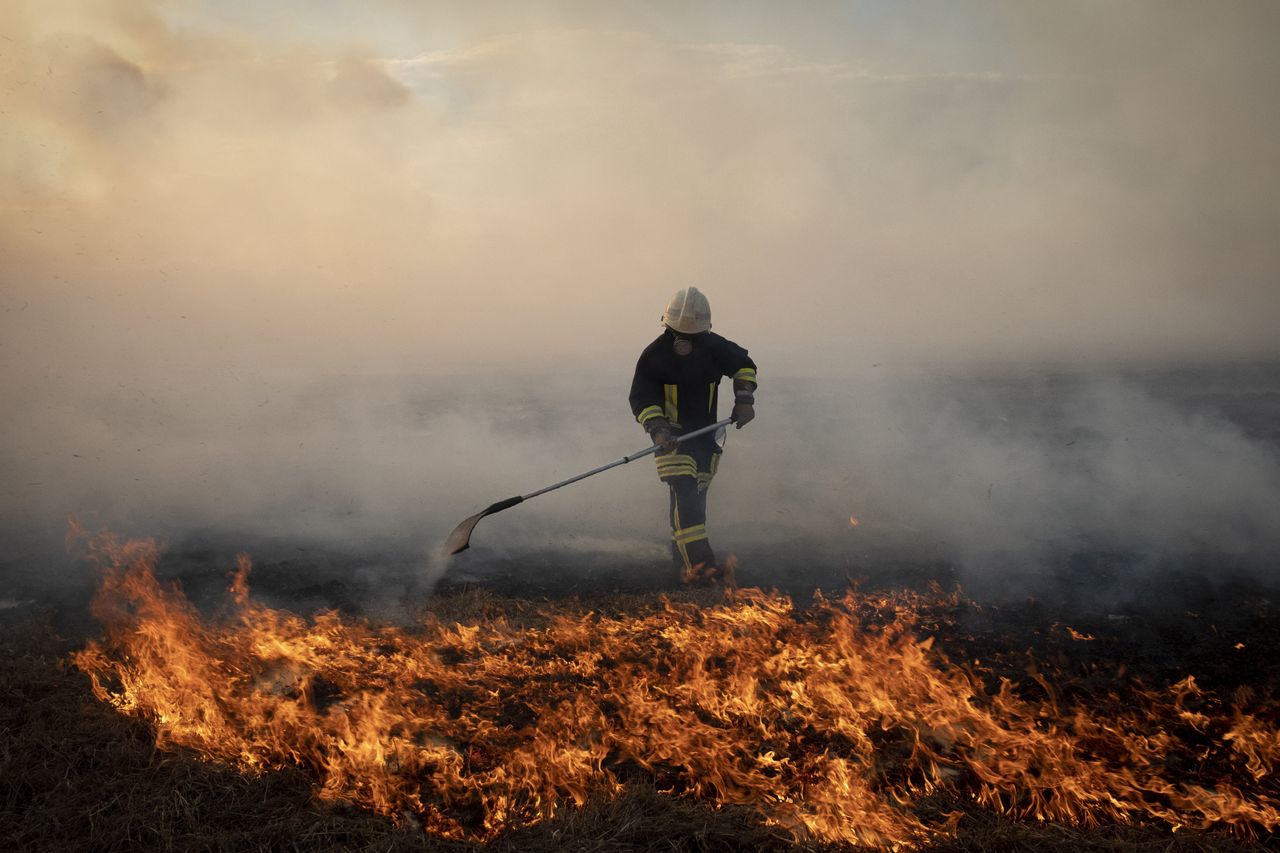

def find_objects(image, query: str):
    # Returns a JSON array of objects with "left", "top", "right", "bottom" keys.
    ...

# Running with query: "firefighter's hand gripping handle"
[{"left": 442, "top": 417, "right": 734, "bottom": 556}]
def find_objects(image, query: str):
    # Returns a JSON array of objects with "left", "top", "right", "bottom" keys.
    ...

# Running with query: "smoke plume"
[{"left": 3, "top": 1, "right": 1279, "bottom": 598}]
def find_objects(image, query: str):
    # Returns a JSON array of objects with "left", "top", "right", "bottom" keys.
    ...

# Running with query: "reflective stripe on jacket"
[{"left": 629, "top": 329, "right": 757, "bottom": 432}]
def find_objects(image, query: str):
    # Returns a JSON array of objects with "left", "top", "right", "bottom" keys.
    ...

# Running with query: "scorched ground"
[{"left": 2, "top": 527, "right": 1267, "bottom": 852}]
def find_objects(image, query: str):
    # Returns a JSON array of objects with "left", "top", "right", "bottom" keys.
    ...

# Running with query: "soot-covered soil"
[{"left": 3, "top": 544, "right": 1279, "bottom": 852}]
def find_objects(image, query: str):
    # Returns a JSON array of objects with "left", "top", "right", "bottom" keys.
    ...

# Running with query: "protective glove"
[
  {"left": 645, "top": 416, "right": 679, "bottom": 451},
  {"left": 732, "top": 377, "right": 756, "bottom": 429}
]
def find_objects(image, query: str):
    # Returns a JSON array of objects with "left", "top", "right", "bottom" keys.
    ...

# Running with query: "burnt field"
[
  {"left": 3, "top": 366, "right": 1280, "bottom": 851},
  {"left": 3, "top": 536, "right": 1279, "bottom": 853}
]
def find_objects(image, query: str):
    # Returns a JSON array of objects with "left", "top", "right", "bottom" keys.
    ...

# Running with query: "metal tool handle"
[
  {"left": 444, "top": 416, "right": 736, "bottom": 556},
  {"left": 521, "top": 417, "right": 733, "bottom": 501}
]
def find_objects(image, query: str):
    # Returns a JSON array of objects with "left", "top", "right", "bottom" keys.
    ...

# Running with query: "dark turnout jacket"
[{"left": 629, "top": 329, "right": 757, "bottom": 432}]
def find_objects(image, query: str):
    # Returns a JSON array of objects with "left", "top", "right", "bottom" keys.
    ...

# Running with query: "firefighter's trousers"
[{"left": 654, "top": 433, "right": 721, "bottom": 580}]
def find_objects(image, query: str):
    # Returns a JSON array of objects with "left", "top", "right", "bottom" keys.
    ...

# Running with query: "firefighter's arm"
[
  {"left": 731, "top": 376, "right": 755, "bottom": 428},
  {"left": 716, "top": 340, "right": 757, "bottom": 428},
  {"left": 630, "top": 355, "right": 676, "bottom": 448}
]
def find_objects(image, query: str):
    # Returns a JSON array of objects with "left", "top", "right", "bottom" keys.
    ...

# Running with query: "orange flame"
[
  {"left": 849, "top": 515, "right": 861, "bottom": 528},
  {"left": 70, "top": 530, "right": 1280, "bottom": 847}
]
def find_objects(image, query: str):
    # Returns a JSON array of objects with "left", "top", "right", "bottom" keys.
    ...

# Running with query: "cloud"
[
  {"left": 4, "top": 3, "right": 1280, "bottom": 381},
  {"left": 327, "top": 56, "right": 412, "bottom": 111}
]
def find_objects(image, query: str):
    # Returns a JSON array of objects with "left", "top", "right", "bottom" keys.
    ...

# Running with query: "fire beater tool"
[{"left": 443, "top": 416, "right": 734, "bottom": 556}]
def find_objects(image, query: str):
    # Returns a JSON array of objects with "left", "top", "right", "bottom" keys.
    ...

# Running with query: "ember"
[{"left": 72, "top": 530, "right": 1280, "bottom": 848}]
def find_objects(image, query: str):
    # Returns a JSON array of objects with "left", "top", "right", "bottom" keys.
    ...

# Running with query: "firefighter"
[{"left": 629, "top": 287, "right": 756, "bottom": 584}]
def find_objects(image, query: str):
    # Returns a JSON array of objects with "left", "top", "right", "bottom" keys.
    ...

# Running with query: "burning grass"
[{"left": 46, "top": 529, "right": 1280, "bottom": 851}]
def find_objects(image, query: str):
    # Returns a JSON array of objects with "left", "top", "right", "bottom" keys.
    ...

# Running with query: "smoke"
[
  {"left": 3, "top": 2, "right": 1279, "bottom": 598},
  {"left": 5, "top": 1, "right": 1280, "bottom": 373},
  {"left": 751, "top": 371, "right": 1280, "bottom": 559},
  {"left": 5, "top": 365, "right": 1278, "bottom": 599}
]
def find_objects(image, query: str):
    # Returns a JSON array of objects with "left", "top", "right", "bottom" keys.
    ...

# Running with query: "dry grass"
[{"left": 3, "top": 587, "right": 1277, "bottom": 853}]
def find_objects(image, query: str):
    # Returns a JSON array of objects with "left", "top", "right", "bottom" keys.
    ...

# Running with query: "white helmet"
[{"left": 662, "top": 287, "right": 711, "bottom": 334}]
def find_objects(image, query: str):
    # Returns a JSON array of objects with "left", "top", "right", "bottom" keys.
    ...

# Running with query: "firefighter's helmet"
[{"left": 662, "top": 287, "right": 711, "bottom": 334}]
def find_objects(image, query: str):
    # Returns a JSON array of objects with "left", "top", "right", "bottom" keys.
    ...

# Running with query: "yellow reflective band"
[
  {"left": 671, "top": 500, "right": 690, "bottom": 568},
  {"left": 675, "top": 529, "right": 709, "bottom": 545},
  {"left": 733, "top": 368, "right": 757, "bottom": 384},
  {"left": 708, "top": 382, "right": 715, "bottom": 412},
  {"left": 637, "top": 405, "right": 664, "bottom": 425},
  {"left": 663, "top": 384, "right": 679, "bottom": 423},
  {"left": 657, "top": 449, "right": 697, "bottom": 482},
  {"left": 656, "top": 455, "right": 695, "bottom": 466},
  {"left": 674, "top": 523, "right": 707, "bottom": 538},
  {"left": 675, "top": 539, "right": 692, "bottom": 570}
]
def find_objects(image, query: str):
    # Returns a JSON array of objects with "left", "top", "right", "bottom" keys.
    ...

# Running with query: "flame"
[
  {"left": 71, "top": 530, "right": 1280, "bottom": 847},
  {"left": 849, "top": 515, "right": 860, "bottom": 528}
]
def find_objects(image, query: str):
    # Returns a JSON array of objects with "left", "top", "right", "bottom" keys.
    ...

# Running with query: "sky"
[
  {"left": 3, "top": 1, "right": 1280, "bottom": 583},
  {"left": 4, "top": 0, "right": 1279, "bottom": 386}
]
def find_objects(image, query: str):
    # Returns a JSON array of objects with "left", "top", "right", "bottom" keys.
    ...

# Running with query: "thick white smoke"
[{"left": 3, "top": 2, "right": 1279, "bottom": 599}]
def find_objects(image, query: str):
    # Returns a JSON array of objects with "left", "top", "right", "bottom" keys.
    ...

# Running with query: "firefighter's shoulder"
[
  {"left": 639, "top": 333, "right": 674, "bottom": 363},
  {"left": 705, "top": 332, "right": 750, "bottom": 359}
]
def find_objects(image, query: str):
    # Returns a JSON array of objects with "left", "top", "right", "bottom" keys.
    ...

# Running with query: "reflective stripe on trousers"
[{"left": 656, "top": 434, "right": 721, "bottom": 574}]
